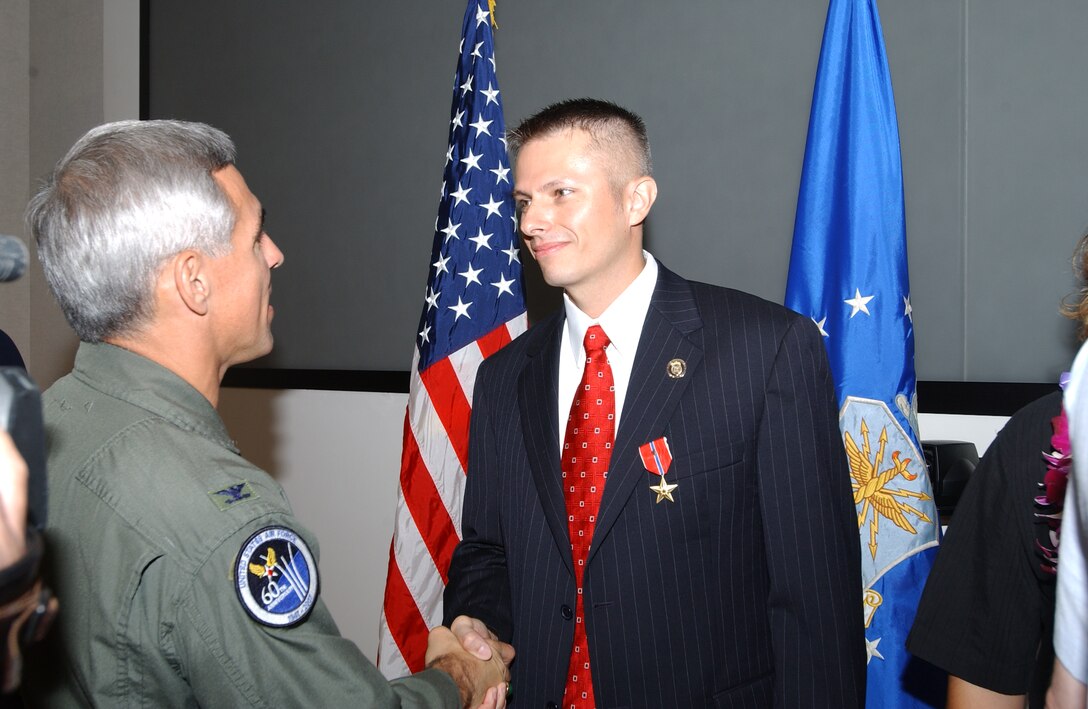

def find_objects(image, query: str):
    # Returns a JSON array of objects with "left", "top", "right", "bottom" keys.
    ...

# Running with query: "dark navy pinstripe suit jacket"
[{"left": 445, "top": 264, "right": 866, "bottom": 708}]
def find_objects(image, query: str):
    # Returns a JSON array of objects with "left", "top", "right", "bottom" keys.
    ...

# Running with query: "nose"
[
  {"left": 518, "top": 199, "right": 549, "bottom": 238},
  {"left": 263, "top": 235, "right": 285, "bottom": 269}
]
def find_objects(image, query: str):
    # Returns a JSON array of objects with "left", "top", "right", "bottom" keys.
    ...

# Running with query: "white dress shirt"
[
  {"left": 1056, "top": 339, "right": 1088, "bottom": 682},
  {"left": 557, "top": 252, "right": 658, "bottom": 449}
]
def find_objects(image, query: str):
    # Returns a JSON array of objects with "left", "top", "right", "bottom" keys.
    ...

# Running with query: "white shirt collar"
[{"left": 562, "top": 251, "right": 658, "bottom": 365}]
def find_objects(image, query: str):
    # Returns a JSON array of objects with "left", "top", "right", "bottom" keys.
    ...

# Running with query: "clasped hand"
[{"left": 426, "top": 615, "right": 514, "bottom": 708}]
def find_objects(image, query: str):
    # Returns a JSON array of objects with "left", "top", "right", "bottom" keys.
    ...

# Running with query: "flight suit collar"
[{"left": 71, "top": 341, "right": 239, "bottom": 454}]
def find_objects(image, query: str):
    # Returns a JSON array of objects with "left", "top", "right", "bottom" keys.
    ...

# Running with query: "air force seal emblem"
[
  {"left": 840, "top": 396, "right": 939, "bottom": 588},
  {"left": 235, "top": 526, "right": 318, "bottom": 627}
]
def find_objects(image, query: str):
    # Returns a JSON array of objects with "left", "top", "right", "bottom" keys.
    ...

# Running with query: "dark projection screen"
[{"left": 146, "top": 1, "right": 1088, "bottom": 399}]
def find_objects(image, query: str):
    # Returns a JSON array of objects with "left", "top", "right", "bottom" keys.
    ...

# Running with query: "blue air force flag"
[{"left": 785, "top": 0, "right": 942, "bottom": 707}]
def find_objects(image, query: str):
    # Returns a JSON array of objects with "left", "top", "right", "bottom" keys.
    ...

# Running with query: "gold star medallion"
[{"left": 649, "top": 477, "right": 678, "bottom": 503}]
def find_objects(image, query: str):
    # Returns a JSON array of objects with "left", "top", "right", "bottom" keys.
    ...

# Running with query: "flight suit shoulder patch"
[{"left": 234, "top": 526, "right": 318, "bottom": 627}]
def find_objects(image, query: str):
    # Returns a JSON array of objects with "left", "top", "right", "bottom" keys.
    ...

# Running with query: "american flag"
[{"left": 377, "top": 0, "right": 526, "bottom": 678}]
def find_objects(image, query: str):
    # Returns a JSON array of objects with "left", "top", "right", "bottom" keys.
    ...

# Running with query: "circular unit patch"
[{"left": 235, "top": 526, "right": 318, "bottom": 627}]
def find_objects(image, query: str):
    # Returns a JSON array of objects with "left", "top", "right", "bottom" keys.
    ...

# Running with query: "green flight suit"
[{"left": 22, "top": 342, "right": 460, "bottom": 708}]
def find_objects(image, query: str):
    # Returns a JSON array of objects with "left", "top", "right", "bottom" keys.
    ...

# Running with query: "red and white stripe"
[{"left": 377, "top": 315, "right": 527, "bottom": 678}]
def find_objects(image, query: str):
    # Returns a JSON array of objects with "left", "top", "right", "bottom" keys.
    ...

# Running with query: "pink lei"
[{"left": 1035, "top": 381, "right": 1071, "bottom": 574}]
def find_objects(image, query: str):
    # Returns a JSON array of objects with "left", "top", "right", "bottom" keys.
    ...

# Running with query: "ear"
[
  {"left": 626, "top": 176, "right": 658, "bottom": 227},
  {"left": 171, "top": 250, "right": 210, "bottom": 316}
]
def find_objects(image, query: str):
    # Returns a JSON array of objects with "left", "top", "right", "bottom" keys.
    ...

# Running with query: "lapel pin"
[{"left": 666, "top": 358, "right": 686, "bottom": 379}]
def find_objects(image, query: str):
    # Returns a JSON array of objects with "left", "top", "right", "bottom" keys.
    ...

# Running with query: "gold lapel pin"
[{"left": 666, "top": 358, "right": 686, "bottom": 379}]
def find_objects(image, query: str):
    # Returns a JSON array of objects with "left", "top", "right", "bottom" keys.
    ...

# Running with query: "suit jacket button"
[
  {"left": 546, "top": 703, "right": 559, "bottom": 709},
  {"left": 560, "top": 604, "right": 573, "bottom": 620}
]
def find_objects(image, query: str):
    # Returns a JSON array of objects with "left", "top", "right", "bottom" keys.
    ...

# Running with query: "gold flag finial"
[{"left": 488, "top": 0, "right": 498, "bottom": 29}]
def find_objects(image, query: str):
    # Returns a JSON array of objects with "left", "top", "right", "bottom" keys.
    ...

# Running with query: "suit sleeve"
[
  {"left": 755, "top": 316, "right": 866, "bottom": 708},
  {"left": 443, "top": 362, "right": 514, "bottom": 641}
]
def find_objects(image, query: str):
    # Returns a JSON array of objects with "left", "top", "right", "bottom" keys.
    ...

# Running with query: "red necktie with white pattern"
[{"left": 561, "top": 325, "right": 615, "bottom": 709}]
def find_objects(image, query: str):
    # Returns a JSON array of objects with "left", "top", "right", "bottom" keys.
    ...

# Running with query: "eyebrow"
[
  {"left": 254, "top": 208, "right": 266, "bottom": 242},
  {"left": 512, "top": 179, "right": 570, "bottom": 199}
]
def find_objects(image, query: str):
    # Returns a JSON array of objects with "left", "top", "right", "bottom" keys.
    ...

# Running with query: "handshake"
[{"left": 426, "top": 615, "right": 514, "bottom": 709}]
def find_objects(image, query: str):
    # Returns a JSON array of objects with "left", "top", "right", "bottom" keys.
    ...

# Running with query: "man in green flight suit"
[{"left": 21, "top": 120, "right": 512, "bottom": 708}]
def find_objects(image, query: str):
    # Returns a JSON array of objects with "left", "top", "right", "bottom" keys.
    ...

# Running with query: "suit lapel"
[
  {"left": 589, "top": 266, "right": 704, "bottom": 566},
  {"left": 517, "top": 313, "right": 575, "bottom": 576}
]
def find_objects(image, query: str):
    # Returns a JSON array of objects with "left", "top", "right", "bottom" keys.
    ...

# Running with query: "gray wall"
[
  {"left": 964, "top": 4, "right": 1088, "bottom": 380},
  {"left": 0, "top": 1, "right": 32, "bottom": 361},
  {"left": 0, "top": 1, "right": 103, "bottom": 390},
  {"left": 147, "top": 1, "right": 1088, "bottom": 383}
]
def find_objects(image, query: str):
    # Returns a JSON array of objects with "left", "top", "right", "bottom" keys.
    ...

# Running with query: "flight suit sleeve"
[{"left": 171, "top": 513, "right": 461, "bottom": 708}]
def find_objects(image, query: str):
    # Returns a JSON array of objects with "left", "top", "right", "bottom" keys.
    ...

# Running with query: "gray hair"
[{"left": 27, "top": 119, "right": 237, "bottom": 342}]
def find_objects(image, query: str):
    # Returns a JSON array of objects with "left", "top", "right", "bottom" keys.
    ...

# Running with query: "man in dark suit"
[{"left": 444, "top": 99, "right": 865, "bottom": 708}]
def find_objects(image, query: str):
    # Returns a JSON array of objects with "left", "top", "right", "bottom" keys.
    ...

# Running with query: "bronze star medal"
[
  {"left": 650, "top": 477, "right": 678, "bottom": 503},
  {"left": 639, "top": 436, "right": 677, "bottom": 503}
]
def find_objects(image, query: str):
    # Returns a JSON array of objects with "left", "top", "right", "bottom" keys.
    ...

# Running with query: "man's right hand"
[
  {"left": 449, "top": 615, "right": 504, "bottom": 662},
  {"left": 425, "top": 622, "right": 513, "bottom": 709}
]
